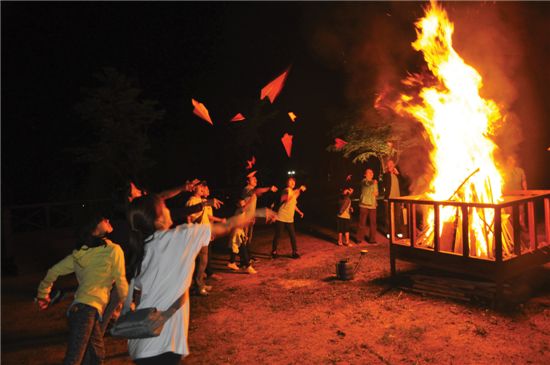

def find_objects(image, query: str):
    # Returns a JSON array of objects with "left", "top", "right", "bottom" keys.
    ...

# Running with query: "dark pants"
[
  {"left": 358, "top": 207, "right": 377, "bottom": 243},
  {"left": 64, "top": 303, "right": 104, "bottom": 365},
  {"left": 134, "top": 352, "right": 182, "bottom": 365},
  {"left": 230, "top": 244, "right": 250, "bottom": 268},
  {"left": 272, "top": 221, "right": 298, "bottom": 254},
  {"left": 82, "top": 287, "right": 119, "bottom": 365},
  {"left": 384, "top": 201, "right": 405, "bottom": 236}
]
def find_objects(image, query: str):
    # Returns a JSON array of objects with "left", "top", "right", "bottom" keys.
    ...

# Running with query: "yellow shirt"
[
  {"left": 37, "top": 239, "right": 128, "bottom": 316},
  {"left": 186, "top": 195, "right": 211, "bottom": 224},
  {"left": 277, "top": 188, "right": 298, "bottom": 223}
]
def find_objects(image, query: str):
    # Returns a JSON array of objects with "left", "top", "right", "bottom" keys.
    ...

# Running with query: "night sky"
[{"left": 2, "top": 1, "right": 550, "bottom": 206}]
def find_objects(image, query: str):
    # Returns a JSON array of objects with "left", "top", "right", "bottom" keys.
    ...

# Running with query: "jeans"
[
  {"left": 272, "top": 221, "right": 298, "bottom": 254},
  {"left": 64, "top": 303, "right": 104, "bottom": 365},
  {"left": 229, "top": 244, "right": 250, "bottom": 267},
  {"left": 134, "top": 352, "right": 182, "bottom": 365},
  {"left": 82, "top": 287, "right": 119, "bottom": 365}
]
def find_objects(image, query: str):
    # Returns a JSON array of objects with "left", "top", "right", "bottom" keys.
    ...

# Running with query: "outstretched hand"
[
  {"left": 206, "top": 198, "right": 224, "bottom": 209},
  {"left": 35, "top": 297, "right": 50, "bottom": 311}
]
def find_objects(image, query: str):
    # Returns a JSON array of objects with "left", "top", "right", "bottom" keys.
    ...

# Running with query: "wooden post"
[
  {"left": 512, "top": 204, "right": 521, "bottom": 256},
  {"left": 461, "top": 205, "right": 469, "bottom": 258},
  {"left": 434, "top": 203, "right": 440, "bottom": 253},
  {"left": 390, "top": 246, "right": 396, "bottom": 277},
  {"left": 495, "top": 207, "right": 503, "bottom": 263},
  {"left": 528, "top": 201, "right": 537, "bottom": 250},
  {"left": 389, "top": 201, "right": 394, "bottom": 244},
  {"left": 545, "top": 198, "right": 550, "bottom": 246},
  {"left": 410, "top": 203, "right": 416, "bottom": 248}
]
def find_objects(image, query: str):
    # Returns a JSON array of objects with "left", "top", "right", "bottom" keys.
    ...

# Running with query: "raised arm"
[
  {"left": 255, "top": 185, "right": 278, "bottom": 197},
  {"left": 158, "top": 179, "right": 199, "bottom": 201}
]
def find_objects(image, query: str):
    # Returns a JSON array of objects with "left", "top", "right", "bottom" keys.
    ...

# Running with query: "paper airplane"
[
  {"left": 281, "top": 133, "right": 293, "bottom": 158},
  {"left": 246, "top": 156, "right": 256, "bottom": 170},
  {"left": 288, "top": 112, "right": 297, "bottom": 122},
  {"left": 247, "top": 170, "right": 257, "bottom": 178},
  {"left": 334, "top": 138, "right": 348, "bottom": 150},
  {"left": 346, "top": 174, "right": 352, "bottom": 181},
  {"left": 192, "top": 99, "right": 213, "bottom": 125},
  {"left": 230, "top": 113, "right": 245, "bottom": 122},
  {"left": 261, "top": 67, "right": 290, "bottom": 103}
]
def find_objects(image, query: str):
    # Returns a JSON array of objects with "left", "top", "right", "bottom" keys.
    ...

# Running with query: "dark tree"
[{"left": 73, "top": 68, "right": 165, "bottom": 194}]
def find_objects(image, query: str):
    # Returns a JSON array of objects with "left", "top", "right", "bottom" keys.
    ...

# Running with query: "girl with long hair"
[{"left": 124, "top": 194, "right": 252, "bottom": 364}]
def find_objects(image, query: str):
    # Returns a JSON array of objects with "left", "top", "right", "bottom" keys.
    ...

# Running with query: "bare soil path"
[{"left": 2, "top": 224, "right": 550, "bottom": 364}]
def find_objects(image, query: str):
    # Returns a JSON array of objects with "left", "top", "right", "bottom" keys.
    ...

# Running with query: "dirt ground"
[{"left": 2, "top": 224, "right": 550, "bottom": 364}]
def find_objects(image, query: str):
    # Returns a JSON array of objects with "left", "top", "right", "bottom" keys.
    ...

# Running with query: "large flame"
[{"left": 395, "top": 2, "right": 509, "bottom": 258}]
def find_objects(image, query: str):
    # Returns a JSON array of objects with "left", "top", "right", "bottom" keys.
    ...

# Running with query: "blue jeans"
[{"left": 64, "top": 303, "right": 105, "bottom": 365}]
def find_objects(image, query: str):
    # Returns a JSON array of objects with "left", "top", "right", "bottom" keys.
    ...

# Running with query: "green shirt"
[{"left": 359, "top": 179, "right": 378, "bottom": 209}]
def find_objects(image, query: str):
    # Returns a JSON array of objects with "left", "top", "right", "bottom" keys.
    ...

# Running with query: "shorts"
[{"left": 337, "top": 217, "right": 350, "bottom": 234}]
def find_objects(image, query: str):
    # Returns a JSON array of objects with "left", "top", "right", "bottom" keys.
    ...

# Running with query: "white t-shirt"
[{"left": 128, "top": 223, "right": 211, "bottom": 360}]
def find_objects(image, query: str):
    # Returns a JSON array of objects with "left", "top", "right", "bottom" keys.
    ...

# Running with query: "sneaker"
[
  {"left": 345, "top": 242, "right": 352, "bottom": 247},
  {"left": 198, "top": 288, "right": 209, "bottom": 296},
  {"left": 208, "top": 273, "right": 223, "bottom": 281},
  {"left": 246, "top": 266, "right": 257, "bottom": 274},
  {"left": 271, "top": 251, "right": 278, "bottom": 259},
  {"left": 291, "top": 252, "right": 301, "bottom": 259},
  {"left": 337, "top": 242, "right": 343, "bottom": 246},
  {"left": 227, "top": 262, "right": 240, "bottom": 271},
  {"left": 203, "top": 285, "right": 213, "bottom": 291}
]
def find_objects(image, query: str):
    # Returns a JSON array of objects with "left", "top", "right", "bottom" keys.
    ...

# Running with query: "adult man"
[
  {"left": 503, "top": 155, "right": 528, "bottom": 231},
  {"left": 382, "top": 159, "right": 407, "bottom": 238}
]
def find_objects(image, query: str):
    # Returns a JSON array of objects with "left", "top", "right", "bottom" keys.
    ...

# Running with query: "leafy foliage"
[{"left": 73, "top": 67, "right": 165, "bottom": 180}]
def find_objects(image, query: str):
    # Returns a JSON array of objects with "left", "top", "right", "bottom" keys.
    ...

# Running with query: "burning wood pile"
[{"left": 384, "top": 2, "right": 550, "bottom": 301}]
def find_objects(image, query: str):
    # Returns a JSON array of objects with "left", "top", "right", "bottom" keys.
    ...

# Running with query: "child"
[
  {"left": 337, "top": 187, "right": 354, "bottom": 246},
  {"left": 227, "top": 199, "right": 257, "bottom": 274},
  {"left": 272, "top": 177, "right": 306, "bottom": 259},
  {"left": 358, "top": 168, "right": 379, "bottom": 244},
  {"left": 35, "top": 212, "right": 128, "bottom": 365},
  {"left": 186, "top": 181, "right": 225, "bottom": 296},
  {"left": 125, "top": 194, "right": 253, "bottom": 364}
]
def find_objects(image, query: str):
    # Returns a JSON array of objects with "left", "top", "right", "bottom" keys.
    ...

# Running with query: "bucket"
[{"left": 336, "top": 259, "right": 354, "bottom": 280}]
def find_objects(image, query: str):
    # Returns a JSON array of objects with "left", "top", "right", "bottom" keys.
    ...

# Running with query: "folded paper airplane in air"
[
  {"left": 247, "top": 170, "right": 257, "bottom": 178},
  {"left": 288, "top": 112, "right": 297, "bottom": 122},
  {"left": 346, "top": 174, "right": 352, "bottom": 181},
  {"left": 246, "top": 156, "right": 256, "bottom": 170},
  {"left": 281, "top": 133, "right": 293, "bottom": 158},
  {"left": 192, "top": 99, "right": 213, "bottom": 125},
  {"left": 261, "top": 68, "right": 290, "bottom": 103},
  {"left": 334, "top": 138, "right": 348, "bottom": 150},
  {"left": 230, "top": 113, "right": 245, "bottom": 122}
]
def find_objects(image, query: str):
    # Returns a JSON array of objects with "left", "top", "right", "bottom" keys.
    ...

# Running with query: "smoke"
[{"left": 306, "top": 1, "right": 547, "bottom": 191}]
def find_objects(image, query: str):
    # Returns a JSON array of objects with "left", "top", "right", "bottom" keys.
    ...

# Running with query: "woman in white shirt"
[{"left": 125, "top": 194, "right": 251, "bottom": 364}]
